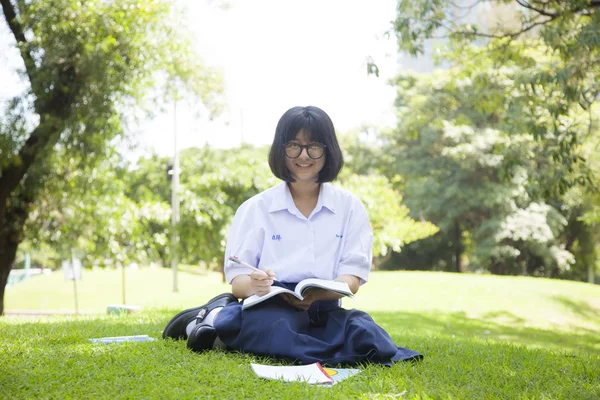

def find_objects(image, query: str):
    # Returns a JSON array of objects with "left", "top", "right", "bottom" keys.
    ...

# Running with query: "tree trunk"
[
  {"left": 0, "top": 192, "right": 32, "bottom": 316},
  {"left": 0, "top": 239, "right": 18, "bottom": 315},
  {"left": 521, "top": 260, "right": 528, "bottom": 276},
  {"left": 0, "top": 200, "right": 23, "bottom": 315},
  {"left": 490, "top": 260, "right": 505, "bottom": 275},
  {"left": 454, "top": 222, "right": 462, "bottom": 273},
  {"left": 373, "top": 250, "right": 393, "bottom": 271},
  {"left": 589, "top": 264, "right": 596, "bottom": 284}
]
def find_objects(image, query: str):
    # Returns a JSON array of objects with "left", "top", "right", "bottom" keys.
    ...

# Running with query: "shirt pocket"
[{"left": 260, "top": 223, "right": 308, "bottom": 272}]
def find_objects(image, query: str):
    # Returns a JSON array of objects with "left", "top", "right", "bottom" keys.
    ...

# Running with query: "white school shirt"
[{"left": 223, "top": 181, "right": 373, "bottom": 284}]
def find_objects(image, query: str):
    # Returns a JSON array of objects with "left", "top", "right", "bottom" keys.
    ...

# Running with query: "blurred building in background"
[{"left": 396, "top": 0, "right": 523, "bottom": 73}]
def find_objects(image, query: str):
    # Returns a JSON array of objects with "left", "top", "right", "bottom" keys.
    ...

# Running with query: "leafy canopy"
[
  {"left": 387, "top": 43, "right": 598, "bottom": 276},
  {"left": 391, "top": 0, "right": 600, "bottom": 193}
]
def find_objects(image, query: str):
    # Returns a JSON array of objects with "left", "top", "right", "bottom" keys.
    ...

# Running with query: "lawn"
[{"left": 1, "top": 269, "right": 599, "bottom": 399}]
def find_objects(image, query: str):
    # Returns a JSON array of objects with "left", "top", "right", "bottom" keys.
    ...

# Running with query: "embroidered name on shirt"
[
  {"left": 272, "top": 234, "right": 282, "bottom": 241},
  {"left": 336, "top": 234, "right": 343, "bottom": 238}
]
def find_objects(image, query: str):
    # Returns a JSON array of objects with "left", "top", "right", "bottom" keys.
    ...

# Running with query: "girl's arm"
[
  {"left": 231, "top": 275, "right": 254, "bottom": 299},
  {"left": 231, "top": 269, "right": 275, "bottom": 299},
  {"left": 336, "top": 197, "right": 373, "bottom": 285},
  {"left": 307, "top": 274, "right": 360, "bottom": 301},
  {"left": 335, "top": 274, "right": 361, "bottom": 294}
]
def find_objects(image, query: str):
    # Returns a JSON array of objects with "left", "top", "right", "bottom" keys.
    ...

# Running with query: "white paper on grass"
[
  {"left": 251, "top": 362, "right": 334, "bottom": 385},
  {"left": 89, "top": 335, "right": 156, "bottom": 344}
]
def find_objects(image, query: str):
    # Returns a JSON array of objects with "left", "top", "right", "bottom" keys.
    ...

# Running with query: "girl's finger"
[
  {"left": 250, "top": 271, "right": 269, "bottom": 280},
  {"left": 265, "top": 269, "right": 275, "bottom": 278}
]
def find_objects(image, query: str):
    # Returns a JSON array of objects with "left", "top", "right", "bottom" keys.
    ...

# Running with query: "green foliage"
[
  {"left": 176, "top": 146, "right": 276, "bottom": 267},
  {"left": 336, "top": 173, "right": 438, "bottom": 260},
  {"left": 3, "top": 0, "right": 222, "bottom": 165},
  {"left": 338, "top": 132, "right": 439, "bottom": 263},
  {"left": 393, "top": 0, "right": 600, "bottom": 193},
  {"left": 579, "top": 113, "right": 600, "bottom": 228},
  {"left": 581, "top": 207, "right": 600, "bottom": 226},
  {"left": 23, "top": 150, "right": 168, "bottom": 267},
  {"left": 18, "top": 145, "right": 271, "bottom": 270},
  {"left": 385, "top": 1, "right": 600, "bottom": 280},
  {"left": 387, "top": 43, "right": 599, "bottom": 277},
  {"left": 0, "top": 0, "right": 223, "bottom": 313}
]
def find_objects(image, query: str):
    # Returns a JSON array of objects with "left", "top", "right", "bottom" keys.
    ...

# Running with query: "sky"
[{"left": 0, "top": 0, "right": 401, "bottom": 157}]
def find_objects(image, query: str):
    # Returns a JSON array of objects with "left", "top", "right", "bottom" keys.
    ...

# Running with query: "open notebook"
[
  {"left": 242, "top": 278, "right": 353, "bottom": 310},
  {"left": 251, "top": 362, "right": 361, "bottom": 386}
]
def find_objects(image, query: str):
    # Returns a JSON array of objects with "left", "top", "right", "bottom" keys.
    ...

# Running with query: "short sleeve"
[
  {"left": 223, "top": 201, "right": 263, "bottom": 284},
  {"left": 336, "top": 197, "right": 373, "bottom": 284}
]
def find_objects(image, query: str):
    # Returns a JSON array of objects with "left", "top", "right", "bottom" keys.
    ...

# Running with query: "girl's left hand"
[{"left": 281, "top": 289, "right": 321, "bottom": 311}]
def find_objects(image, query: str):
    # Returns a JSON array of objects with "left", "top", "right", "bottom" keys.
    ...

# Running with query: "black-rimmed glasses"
[{"left": 284, "top": 142, "right": 326, "bottom": 159}]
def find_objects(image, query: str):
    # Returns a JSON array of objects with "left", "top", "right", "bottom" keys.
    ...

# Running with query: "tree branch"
[
  {"left": 412, "top": 1, "right": 599, "bottom": 43},
  {"left": 0, "top": 0, "right": 35, "bottom": 88},
  {"left": 442, "top": 10, "right": 560, "bottom": 41},
  {"left": 0, "top": 0, "right": 26, "bottom": 42},
  {"left": 507, "top": 15, "right": 559, "bottom": 37},
  {"left": 0, "top": 1, "right": 80, "bottom": 205},
  {"left": 0, "top": 121, "right": 55, "bottom": 204},
  {"left": 450, "top": 0, "right": 488, "bottom": 11},
  {"left": 0, "top": 68, "right": 77, "bottom": 204},
  {"left": 515, "top": 0, "right": 558, "bottom": 17}
]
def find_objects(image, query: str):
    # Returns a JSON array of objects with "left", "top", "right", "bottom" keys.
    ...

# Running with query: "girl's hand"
[
  {"left": 250, "top": 269, "right": 275, "bottom": 296},
  {"left": 280, "top": 293, "right": 307, "bottom": 310},
  {"left": 281, "top": 289, "right": 321, "bottom": 311}
]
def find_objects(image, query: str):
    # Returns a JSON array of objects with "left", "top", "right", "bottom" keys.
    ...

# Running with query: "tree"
[
  {"left": 393, "top": 0, "right": 600, "bottom": 193},
  {"left": 387, "top": 44, "right": 596, "bottom": 277},
  {"left": 122, "top": 153, "right": 180, "bottom": 267},
  {"left": 576, "top": 104, "right": 600, "bottom": 282},
  {"left": 0, "top": 0, "right": 222, "bottom": 314},
  {"left": 23, "top": 150, "right": 167, "bottom": 270},
  {"left": 176, "top": 145, "right": 277, "bottom": 268},
  {"left": 335, "top": 172, "right": 439, "bottom": 268}
]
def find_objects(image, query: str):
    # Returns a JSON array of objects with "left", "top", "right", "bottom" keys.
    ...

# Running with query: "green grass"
[
  {"left": 1, "top": 310, "right": 598, "bottom": 399},
  {"left": 2, "top": 270, "right": 600, "bottom": 398},
  {"left": 6, "top": 269, "right": 600, "bottom": 354}
]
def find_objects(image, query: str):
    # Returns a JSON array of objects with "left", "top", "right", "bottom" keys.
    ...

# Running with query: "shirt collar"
[
  {"left": 268, "top": 182, "right": 292, "bottom": 213},
  {"left": 316, "top": 183, "right": 336, "bottom": 213},
  {"left": 268, "top": 182, "right": 336, "bottom": 214}
]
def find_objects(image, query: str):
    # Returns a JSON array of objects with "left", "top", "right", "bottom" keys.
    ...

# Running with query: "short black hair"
[{"left": 268, "top": 106, "right": 344, "bottom": 182}]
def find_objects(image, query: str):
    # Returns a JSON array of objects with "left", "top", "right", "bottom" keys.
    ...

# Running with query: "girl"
[{"left": 163, "top": 106, "right": 422, "bottom": 366}]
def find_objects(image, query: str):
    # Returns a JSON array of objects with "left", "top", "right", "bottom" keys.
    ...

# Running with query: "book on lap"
[{"left": 242, "top": 278, "right": 354, "bottom": 310}]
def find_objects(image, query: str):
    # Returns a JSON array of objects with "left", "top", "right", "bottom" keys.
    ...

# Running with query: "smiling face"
[
  {"left": 284, "top": 130, "right": 326, "bottom": 184},
  {"left": 268, "top": 106, "right": 343, "bottom": 183}
]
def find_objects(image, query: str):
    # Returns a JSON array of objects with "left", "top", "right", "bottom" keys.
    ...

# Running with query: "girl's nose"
[{"left": 299, "top": 147, "right": 310, "bottom": 159}]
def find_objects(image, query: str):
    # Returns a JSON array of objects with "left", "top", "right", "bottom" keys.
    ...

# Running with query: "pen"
[{"left": 228, "top": 256, "right": 268, "bottom": 275}]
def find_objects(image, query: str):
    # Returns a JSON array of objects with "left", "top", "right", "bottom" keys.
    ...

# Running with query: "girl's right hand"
[{"left": 250, "top": 269, "right": 275, "bottom": 296}]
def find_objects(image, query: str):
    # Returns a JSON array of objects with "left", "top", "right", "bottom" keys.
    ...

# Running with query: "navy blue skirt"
[{"left": 213, "top": 291, "right": 422, "bottom": 366}]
